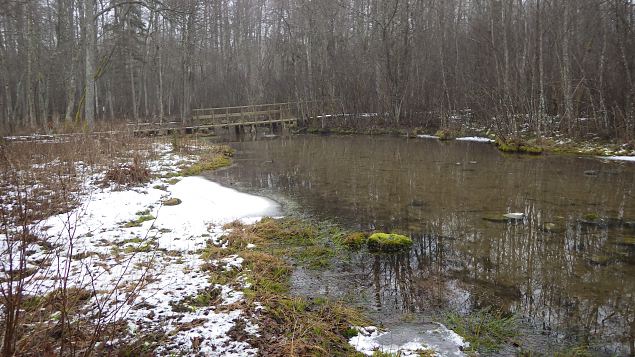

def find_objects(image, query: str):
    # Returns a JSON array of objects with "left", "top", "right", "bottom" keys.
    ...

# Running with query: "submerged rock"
[
  {"left": 504, "top": 212, "right": 525, "bottom": 220},
  {"left": 588, "top": 254, "right": 613, "bottom": 266},
  {"left": 541, "top": 222, "right": 565, "bottom": 234},
  {"left": 578, "top": 212, "right": 607, "bottom": 227},
  {"left": 367, "top": 233, "right": 413, "bottom": 252},
  {"left": 483, "top": 213, "right": 525, "bottom": 223}
]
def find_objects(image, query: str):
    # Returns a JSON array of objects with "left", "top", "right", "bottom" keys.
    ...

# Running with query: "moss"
[
  {"left": 166, "top": 178, "right": 181, "bottom": 185},
  {"left": 124, "top": 241, "right": 155, "bottom": 253},
  {"left": 162, "top": 197, "right": 182, "bottom": 206},
  {"left": 367, "top": 233, "right": 413, "bottom": 252},
  {"left": 181, "top": 155, "right": 231, "bottom": 176},
  {"left": 152, "top": 184, "right": 168, "bottom": 191},
  {"left": 495, "top": 138, "right": 543, "bottom": 155},
  {"left": 342, "top": 232, "right": 368, "bottom": 249},
  {"left": 122, "top": 214, "right": 155, "bottom": 228},
  {"left": 121, "top": 236, "right": 144, "bottom": 244},
  {"left": 444, "top": 307, "right": 518, "bottom": 352},
  {"left": 583, "top": 212, "right": 600, "bottom": 221}
]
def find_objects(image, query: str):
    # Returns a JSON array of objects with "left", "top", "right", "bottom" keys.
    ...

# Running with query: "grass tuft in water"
[
  {"left": 341, "top": 232, "right": 368, "bottom": 249},
  {"left": 444, "top": 307, "right": 518, "bottom": 352}
]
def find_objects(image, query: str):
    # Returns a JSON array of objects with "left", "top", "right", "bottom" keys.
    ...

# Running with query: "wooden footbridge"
[
  {"left": 131, "top": 102, "right": 305, "bottom": 136},
  {"left": 2, "top": 101, "right": 334, "bottom": 142}
]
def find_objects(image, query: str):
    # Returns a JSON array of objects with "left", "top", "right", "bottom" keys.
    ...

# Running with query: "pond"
[{"left": 206, "top": 134, "right": 635, "bottom": 355}]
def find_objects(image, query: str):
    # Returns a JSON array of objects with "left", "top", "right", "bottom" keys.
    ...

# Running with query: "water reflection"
[{"left": 207, "top": 135, "right": 635, "bottom": 354}]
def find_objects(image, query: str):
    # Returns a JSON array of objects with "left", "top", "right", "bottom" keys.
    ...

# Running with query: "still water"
[{"left": 207, "top": 135, "right": 635, "bottom": 355}]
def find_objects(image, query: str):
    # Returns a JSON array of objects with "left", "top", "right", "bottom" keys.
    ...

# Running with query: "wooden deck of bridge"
[{"left": 131, "top": 102, "right": 298, "bottom": 136}]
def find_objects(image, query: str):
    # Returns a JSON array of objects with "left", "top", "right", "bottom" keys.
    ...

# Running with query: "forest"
[{"left": 0, "top": 0, "right": 634, "bottom": 139}]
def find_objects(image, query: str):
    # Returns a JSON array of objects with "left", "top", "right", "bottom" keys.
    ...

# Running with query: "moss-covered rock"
[
  {"left": 163, "top": 198, "right": 182, "bottom": 206},
  {"left": 541, "top": 222, "right": 565, "bottom": 234},
  {"left": 367, "top": 233, "right": 413, "bottom": 252},
  {"left": 579, "top": 212, "right": 606, "bottom": 227}
]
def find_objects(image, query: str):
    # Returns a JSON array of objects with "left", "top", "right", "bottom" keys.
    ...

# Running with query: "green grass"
[
  {"left": 124, "top": 241, "right": 155, "bottom": 253},
  {"left": 181, "top": 155, "right": 231, "bottom": 176},
  {"left": 122, "top": 214, "right": 155, "bottom": 228},
  {"left": 445, "top": 307, "right": 518, "bottom": 352}
]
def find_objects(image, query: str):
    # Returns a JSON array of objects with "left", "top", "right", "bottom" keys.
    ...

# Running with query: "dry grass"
[
  {"left": 103, "top": 155, "right": 150, "bottom": 186},
  {"left": 0, "top": 133, "right": 167, "bottom": 356}
]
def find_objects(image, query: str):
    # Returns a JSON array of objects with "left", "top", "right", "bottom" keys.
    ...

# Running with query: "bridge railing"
[{"left": 192, "top": 102, "right": 294, "bottom": 126}]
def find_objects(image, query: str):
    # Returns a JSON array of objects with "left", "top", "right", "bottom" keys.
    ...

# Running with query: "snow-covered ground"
[{"left": 6, "top": 143, "right": 279, "bottom": 355}]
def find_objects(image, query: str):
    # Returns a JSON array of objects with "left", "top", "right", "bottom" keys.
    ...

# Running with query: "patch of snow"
[
  {"left": 455, "top": 136, "right": 494, "bottom": 143},
  {"left": 349, "top": 324, "right": 467, "bottom": 357},
  {"left": 601, "top": 156, "right": 635, "bottom": 163},
  {"left": 417, "top": 134, "right": 440, "bottom": 139}
]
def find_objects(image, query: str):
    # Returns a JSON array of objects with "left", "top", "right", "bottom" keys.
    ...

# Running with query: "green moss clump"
[
  {"left": 122, "top": 214, "right": 155, "bottom": 228},
  {"left": 181, "top": 155, "right": 231, "bottom": 176},
  {"left": 124, "top": 243, "right": 153, "bottom": 253},
  {"left": 180, "top": 153, "right": 232, "bottom": 176},
  {"left": 495, "top": 138, "right": 543, "bottom": 155},
  {"left": 166, "top": 178, "right": 181, "bottom": 185},
  {"left": 583, "top": 212, "right": 600, "bottom": 221},
  {"left": 367, "top": 233, "right": 413, "bottom": 252},
  {"left": 162, "top": 197, "right": 182, "bottom": 206},
  {"left": 342, "top": 232, "right": 368, "bottom": 248}
]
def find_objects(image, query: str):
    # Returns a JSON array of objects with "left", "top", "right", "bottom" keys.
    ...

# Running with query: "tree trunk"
[
  {"left": 561, "top": 0, "right": 574, "bottom": 134},
  {"left": 84, "top": 0, "right": 96, "bottom": 129}
]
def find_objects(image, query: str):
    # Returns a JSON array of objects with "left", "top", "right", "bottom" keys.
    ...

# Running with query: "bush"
[{"left": 104, "top": 156, "right": 150, "bottom": 185}]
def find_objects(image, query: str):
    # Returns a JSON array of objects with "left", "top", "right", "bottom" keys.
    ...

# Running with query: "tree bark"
[{"left": 84, "top": 0, "right": 96, "bottom": 128}]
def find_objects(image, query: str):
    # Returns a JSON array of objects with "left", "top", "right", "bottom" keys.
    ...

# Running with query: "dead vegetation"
[
  {"left": 103, "top": 155, "right": 150, "bottom": 186},
  {"left": 0, "top": 133, "right": 223, "bottom": 356}
]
